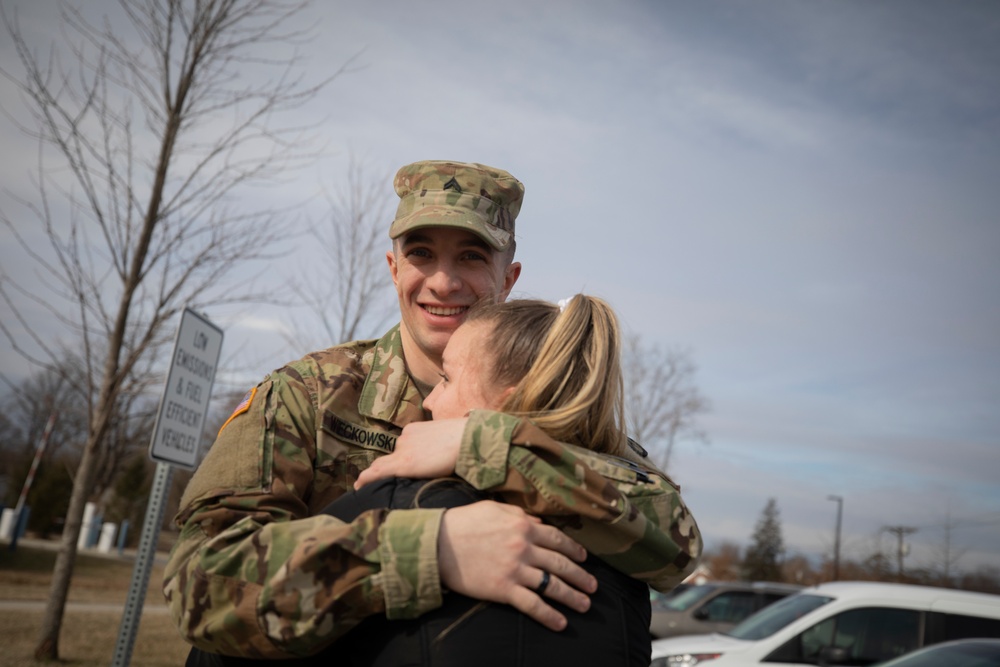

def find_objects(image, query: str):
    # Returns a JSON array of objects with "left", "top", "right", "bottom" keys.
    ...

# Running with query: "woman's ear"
[{"left": 493, "top": 384, "right": 517, "bottom": 409}]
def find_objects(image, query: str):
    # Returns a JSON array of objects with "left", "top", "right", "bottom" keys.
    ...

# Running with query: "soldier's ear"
[
  {"left": 499, "top": 261, "right": 521, "bottom": 301},
  {"left": 386, "top": 250, "right": 399, "bottom": 286}
]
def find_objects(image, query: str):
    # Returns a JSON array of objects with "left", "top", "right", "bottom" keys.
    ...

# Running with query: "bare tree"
[
  {"left": 1, "top": 360, "right": 83, "bottom": 467},
  {"left": 623, "top": 334, "right": 709, "bottom": 471},
  {"left": 284, "top": 156, "right": 396, "bottom": 351},
  {"left": 781, "top": 552, "right": 821, "bottom": 586},
  {"left": 1, "top": 358, "right": 86, "bottom": 520},
  {"left": 701, "top": 540, "right": 743, "bottom": 581},
  {"left": 4, "top": 349, "right": 158, "bottom": 506},
  {"left": 0, "top": 0, "right": 335, "bottom": 657},
  {"left": 924, "top": 511, "right": 968, "bottom": 587},
  {"left": 92, "top": 381, "right": 158, "bottom": 502},
  {"left": 959, "top": 565, "right": 1000, "bottom": 595},
  {"left": 858, "top": 532, "right": 894, "bottom": 581}
]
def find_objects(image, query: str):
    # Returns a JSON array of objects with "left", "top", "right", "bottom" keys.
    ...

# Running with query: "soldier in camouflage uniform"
[{"left": 163, "top": 160, "right": 701, "bottom": 659}]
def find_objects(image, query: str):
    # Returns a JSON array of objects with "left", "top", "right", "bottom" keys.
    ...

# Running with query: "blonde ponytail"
[{"left": 467, "top": 295, "right": 627, "bottom": 456}]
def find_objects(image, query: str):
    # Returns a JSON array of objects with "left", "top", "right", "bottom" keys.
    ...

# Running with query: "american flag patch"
[{"left": 219, "top": 386, "right": 256, "bottom": 436}]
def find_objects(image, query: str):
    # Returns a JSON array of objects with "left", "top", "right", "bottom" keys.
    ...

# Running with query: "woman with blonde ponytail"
[{"left": 332, "top": 295, "right": 700, "bottom": 666}]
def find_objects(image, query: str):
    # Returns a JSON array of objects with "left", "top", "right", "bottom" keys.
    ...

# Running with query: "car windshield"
[
  {"left": 726, "top": 593, "right": 833, "bottom": 640},
  {"left": 661, "top": 584, "right": 719, "bottom": 611}
]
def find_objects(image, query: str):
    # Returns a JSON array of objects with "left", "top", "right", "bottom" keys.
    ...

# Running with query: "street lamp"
[{"left": 827, "top": 495, "right": 843, "bottom": 581}]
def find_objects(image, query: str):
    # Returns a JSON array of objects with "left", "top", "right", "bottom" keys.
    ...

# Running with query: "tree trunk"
[
  {"left": 34, "top": 379, "right": 118, "bottom": 658},
  {"left": 33, "top": 433, "right": 99, "bottom": 658}
]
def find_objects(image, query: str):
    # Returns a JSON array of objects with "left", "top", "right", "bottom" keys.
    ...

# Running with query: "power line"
[{"left": 910, "top": 512, "right": 1000, "bottom": 532}]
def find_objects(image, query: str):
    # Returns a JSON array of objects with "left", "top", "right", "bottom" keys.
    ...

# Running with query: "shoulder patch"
[{"left": 219, "top": 386, "right": 256, "bottom": 436}]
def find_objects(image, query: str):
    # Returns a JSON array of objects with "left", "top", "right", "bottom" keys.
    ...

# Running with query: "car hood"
[{"left": 651, "top": 633, "right": 752, "bottom": 658}]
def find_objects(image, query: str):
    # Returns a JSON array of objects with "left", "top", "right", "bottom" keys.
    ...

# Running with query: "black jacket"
[{"left": 187, "top": 477, "right": 651, "bottom": 666}]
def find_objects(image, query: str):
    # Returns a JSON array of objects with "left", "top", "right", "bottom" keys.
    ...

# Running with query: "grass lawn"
[{"left": 0, "top": 543, "right": 190, "bottom": 666}]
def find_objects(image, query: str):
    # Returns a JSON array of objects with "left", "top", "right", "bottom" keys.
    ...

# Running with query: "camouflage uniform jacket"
[
  {"left": 460, "top": 410, "right": 700, "bottom": 592},
  {"left": 163, "top": 325, "right": 701, "bottom": 658}
]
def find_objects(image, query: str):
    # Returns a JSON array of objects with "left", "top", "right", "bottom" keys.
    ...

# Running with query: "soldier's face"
[
  {"left": 387, "top": 227, "right": 520, "bottom": 373},
  {"left": 423, "top": 321, "right": 513, "bottom": 418}
]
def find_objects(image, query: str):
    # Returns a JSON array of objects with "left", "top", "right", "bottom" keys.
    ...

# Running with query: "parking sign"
[{"left": 149, "top": 308, "right": 223, "bottom": 468}]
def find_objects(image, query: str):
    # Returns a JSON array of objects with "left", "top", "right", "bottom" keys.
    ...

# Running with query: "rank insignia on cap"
[
  {"left": 219, "top": 386, "right": 256, "bottom": 435},
  {"left": 389, "top": 160, "right": 523, "bottom": 251}
]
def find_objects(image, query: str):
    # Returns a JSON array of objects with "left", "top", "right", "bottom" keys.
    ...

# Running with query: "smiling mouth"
[{"left": 422, "top": 305, "right": 468, "bottom": 317}]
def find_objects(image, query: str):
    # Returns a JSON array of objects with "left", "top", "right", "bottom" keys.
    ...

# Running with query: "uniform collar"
[{"left": 359, "top": 324, "right": 429, "bottom": 427}]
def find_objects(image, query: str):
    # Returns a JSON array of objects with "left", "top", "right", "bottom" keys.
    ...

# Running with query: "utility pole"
[
  {"left": 827, "top": 495, "right": 843, "bottom": 581},
  {"left": 10, "top": 411, "right": 58, "bottom": 551},
  {"left": 882, "top": 525, "right": 917, "bottom": 582},
  {"left": 943, "top": 510, "right": 952, "bottom": 584}
]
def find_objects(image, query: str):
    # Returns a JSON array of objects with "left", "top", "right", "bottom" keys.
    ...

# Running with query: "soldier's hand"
[
  {"left": 355, "top": 419, "right": 466, "bottom": 489},
  {"left": 437, "top": 500, "right": 596, "bottom": 632}
]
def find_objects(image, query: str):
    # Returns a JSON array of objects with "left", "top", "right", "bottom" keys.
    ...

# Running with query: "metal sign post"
[{"left": 111, "top": 308, "right": 223, "bottom": 667}]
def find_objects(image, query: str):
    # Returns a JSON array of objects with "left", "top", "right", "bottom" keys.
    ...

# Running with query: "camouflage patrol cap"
[{"left": 390, "top": 160, "right": 523, "bottom": 251}]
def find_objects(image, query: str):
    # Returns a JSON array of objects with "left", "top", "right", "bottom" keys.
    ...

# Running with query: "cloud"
[{"left": 3, "top": 0, "right": 999, "bottom": 575}]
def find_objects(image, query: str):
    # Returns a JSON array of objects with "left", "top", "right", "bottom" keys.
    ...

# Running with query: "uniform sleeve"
[
  {"left": 454, "top": 410, "right": 701, "bottom": 593},
  {"left": 162, "top": 370, "right": 444, "bottom": 658}
]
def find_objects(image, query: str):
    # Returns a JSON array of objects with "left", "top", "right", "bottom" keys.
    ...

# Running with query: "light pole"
[{"left": 827, "top": 495, "right": 843, "bottom": 581}]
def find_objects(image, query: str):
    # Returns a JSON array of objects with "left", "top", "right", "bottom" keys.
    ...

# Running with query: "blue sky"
[{"left": 2, "top": 0, "right": 999, "bottom": 574}]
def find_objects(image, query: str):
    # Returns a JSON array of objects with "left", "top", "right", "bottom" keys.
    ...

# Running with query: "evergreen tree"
[{"left": 743, "top": 497, "right": 785, "bottom": 581}]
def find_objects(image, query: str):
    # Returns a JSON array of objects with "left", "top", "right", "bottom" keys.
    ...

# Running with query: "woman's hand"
[{"left": 354, "top": 418, "right": 468, "bottom": 489}]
